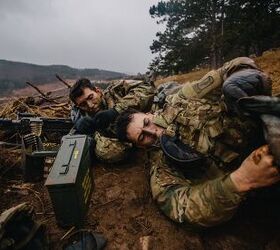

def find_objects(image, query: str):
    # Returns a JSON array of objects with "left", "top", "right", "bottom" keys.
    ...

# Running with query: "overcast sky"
[{"left": 0, "top": 0, "right": 161, "bottom": 74}]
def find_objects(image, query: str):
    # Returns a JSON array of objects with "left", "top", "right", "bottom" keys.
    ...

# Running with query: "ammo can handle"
[{"left": 59, "top": 140, "right": 77, "bottom": 175}]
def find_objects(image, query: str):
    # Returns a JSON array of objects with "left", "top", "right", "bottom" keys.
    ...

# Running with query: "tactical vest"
[
  {"left": 151, "top": 57, "right": 262, "bottom": 167},
  {"left": 152, "top": 97, "right": 260, "bottom": 168},
  {"left": 103, "top": 80, "right": 145, "bottom": 109}
]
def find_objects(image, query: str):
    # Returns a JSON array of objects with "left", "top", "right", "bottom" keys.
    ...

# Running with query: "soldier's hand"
[
  {"left": 92, "top": 108, "right": 118, "bottom": 130},
  {"left": 230, "top": 145, "right": 280, "bottom": 192},
  {"left": 74, "top": 116, "right": 96, "bottom": 135}
]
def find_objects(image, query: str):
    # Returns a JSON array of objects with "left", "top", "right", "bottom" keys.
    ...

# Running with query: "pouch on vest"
[{"left": 153, "top": 82, "right": 181, "bottom": 108}]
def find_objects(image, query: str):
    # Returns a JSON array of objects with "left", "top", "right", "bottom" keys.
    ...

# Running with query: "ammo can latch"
[{"left": 60, "top": 140, "right": 77, "bottom": 175}]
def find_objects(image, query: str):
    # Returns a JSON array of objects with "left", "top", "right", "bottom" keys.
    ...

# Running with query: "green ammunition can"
[{"left": 45, "top": 135, "right": 94, "bottom": 227}]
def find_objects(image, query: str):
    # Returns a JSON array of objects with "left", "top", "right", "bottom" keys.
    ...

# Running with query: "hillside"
[
  {"left": 1, "top": 49, "right": 280, "bottom": 249},
  {"left": 155, "top": 49, "right": 280, "bottom": 96},
  {"left": 0, "top": 59, "right": 126, "bottom": 95}
]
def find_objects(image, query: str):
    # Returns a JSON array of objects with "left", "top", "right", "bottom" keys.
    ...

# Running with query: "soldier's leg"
[
  {"left": 150, "top": 151, "right": 245, "bottom": 228},
  {"left": 223, "top": 69, "right": 272, "bottom": 114}
]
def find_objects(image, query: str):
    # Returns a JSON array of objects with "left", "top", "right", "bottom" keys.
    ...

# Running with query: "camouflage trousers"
[{"left": 149, "top": 150, "right": 246, "bottom": 229}]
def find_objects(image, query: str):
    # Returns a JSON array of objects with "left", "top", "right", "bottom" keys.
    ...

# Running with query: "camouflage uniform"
[
  {"left": 149, "top": 57, "right": 271, "bottom": 228},
  {"left": 71, "top": 80, "right": 155, "bottom": 162}
]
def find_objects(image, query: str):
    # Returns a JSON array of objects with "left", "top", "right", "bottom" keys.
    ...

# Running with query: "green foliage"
[{"left": 149, "top": 0, "right": 280, "bottom": 75}]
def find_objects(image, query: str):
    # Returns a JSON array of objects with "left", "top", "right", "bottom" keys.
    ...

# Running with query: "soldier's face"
[
  {"left": 127, "top": 113, "right": 164, "bottom": 147},
  {"left": 75, "top": 87, "right": 103, "bottom": 113}
]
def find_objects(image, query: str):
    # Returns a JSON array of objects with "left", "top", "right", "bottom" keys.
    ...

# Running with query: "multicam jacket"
[
  {"left": 71, "top": 80, "right": 155, "bottom": 163},
  {"left": 149, "top": 57, "right": 267, "bottom": 229},
  {"left": 71, "top": 80, "right": 155, "bottom": 123}
]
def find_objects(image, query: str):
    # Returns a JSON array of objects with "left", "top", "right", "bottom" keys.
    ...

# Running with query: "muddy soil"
[
  {"left": 1, "top": 150, "right": 280, "bottom": 250},
  {"left": 1, "top": 49, "right": 280, "bottom": 249}
]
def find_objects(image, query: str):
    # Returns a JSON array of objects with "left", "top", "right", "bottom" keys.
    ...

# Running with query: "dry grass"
[
  {"left": 155, "top": 48, "right": 280, "bottom": 96},
  {"left": 255, "top": 49, "right": 280, "bottom": 96},
  {"left": 0, "top": 97, "right": 71, "bottom": 119},
  {"left": 155, "top": 68, "right": 209, "bottom": 87}
]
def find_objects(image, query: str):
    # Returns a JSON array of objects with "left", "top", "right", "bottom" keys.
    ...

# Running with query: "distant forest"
[
  {"left": 0, "top": 60, "right": 126, "bottom": 94},
  {"left": 149, "top": 0, "right": 280, "bottom": 75}
]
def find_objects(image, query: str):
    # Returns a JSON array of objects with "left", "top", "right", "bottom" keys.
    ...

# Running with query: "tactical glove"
[
  {"left": 74, "top": 116, "right": 96, "bottom": 135},
  {"left": 92, "top": 108, "right": 118, "bottom": 131}
]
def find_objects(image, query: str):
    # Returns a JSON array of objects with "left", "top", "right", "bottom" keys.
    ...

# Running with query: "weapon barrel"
[
  {"left": 0, "top": 116, "right": 73, "bottom": 135},
  {"left": 0, "top": 118, "right": 21, "bottom": 131}
]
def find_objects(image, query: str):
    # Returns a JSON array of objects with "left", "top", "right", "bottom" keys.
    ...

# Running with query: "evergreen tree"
[{"left": 149, "top": 0, "right": 280, "bottom": 76}]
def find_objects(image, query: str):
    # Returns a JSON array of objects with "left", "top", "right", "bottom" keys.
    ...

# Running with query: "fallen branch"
[
  {"left": 56, "top": 74, "right": 71, "bottom": 88},
  {"left": 40, "top": 102, "right": 69, "bottom": 109},
  {"left": 26, "top": 82, "right": 60, "bottom": 104}
]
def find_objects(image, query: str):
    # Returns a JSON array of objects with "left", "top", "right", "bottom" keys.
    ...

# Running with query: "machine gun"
[
  {"left": 0, "top": 113, "right": 73, "bottom": 138},
  {"left": 0, "top": 113, "right": 74, "bottom": 182},
  {"left": 1, "top": 114, "right": 95, "bottom": 226}
]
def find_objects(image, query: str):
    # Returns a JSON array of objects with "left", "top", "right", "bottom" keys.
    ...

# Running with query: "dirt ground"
[
  {"left": 1, "top": 152, "right": 280, "bottom": 250},
  {"left": 1, "top": 49, "right": 280, "bottom": 249}
]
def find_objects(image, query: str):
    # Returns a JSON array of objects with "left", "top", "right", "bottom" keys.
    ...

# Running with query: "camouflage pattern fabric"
[
  {"left": 71, "top": 80, "right": 155, "bottom": 123},
  {"left": 94, "top": 132, "right": 132, "bottom": 163},
  {"left": 149, "top": 150, "right": 246, "bottom": 229},
  {"left": 170, "top": 57, "right": 260, "bottom": 103},
  {"left": 149, "top": 57, "right": 266, "bottom": 228},
  {"left": 71, "top": 80, "right": 155, "bottom": 163},
  {"left": 102, "top": 80, "right": 155, "bottom": 113},
  {"left": 152, "top": 81, "right": 182, "bottom": 111},
  {"left": 152, "top": 96, "right": 260, "bottom": 164},
  {"left": 150, "top": 97, "right": 259, "bottom": 228}
]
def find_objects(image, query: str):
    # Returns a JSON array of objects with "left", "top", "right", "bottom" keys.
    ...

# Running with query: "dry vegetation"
[
  {"left": 155, "top": 49, "right": 280, "bottom": 96},
  {"left": 1, "top": 49, "right": 280, "bottom": 249},
  {"left": 255, "top": 49, "right": 280, "bottom": 96}
]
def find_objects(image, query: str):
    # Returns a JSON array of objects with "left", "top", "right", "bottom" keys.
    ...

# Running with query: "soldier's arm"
[
  {"left": 151, "top": 166, "right": 244, "bottom": 228},
  {"left": 114, "top": 81, "right": 155, "bottom": 113},
  {"left": 175, "top": 69, "right": 223, "bottom": 100},
  {"left": 150, "top": 151, "right": 244, "bottom": 228},
  {"left": 172, "top": 57, "right": 260, "bottom": 100},
  {"left": 150, "top": 146, "right": 280, "bottom": 228}
]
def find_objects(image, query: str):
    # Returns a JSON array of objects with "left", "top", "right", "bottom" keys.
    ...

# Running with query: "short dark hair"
[
  {"left": 115, "top": 109, "right": 139, "bottom": 142},
  {"left": 69, "top": 78, "right": 95, "bottom": 104}
]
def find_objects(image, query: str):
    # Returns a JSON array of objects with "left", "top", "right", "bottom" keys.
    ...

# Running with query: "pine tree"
[{"left": 149, "top": 0, "right": 280, "bottom": 76}]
